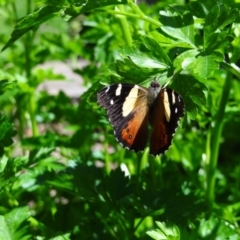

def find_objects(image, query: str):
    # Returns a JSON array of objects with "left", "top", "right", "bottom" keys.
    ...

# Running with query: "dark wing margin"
[{"left": 149, "top": 88, "right": 184, "bottom": 156}]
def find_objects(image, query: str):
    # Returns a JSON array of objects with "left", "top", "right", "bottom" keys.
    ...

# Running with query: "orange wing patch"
[
  {"left": 113, "top": 88, "right": 149, "bottom": 152},
  {"left": 119, "top": 111, "right": 148, "bottom": 151}
]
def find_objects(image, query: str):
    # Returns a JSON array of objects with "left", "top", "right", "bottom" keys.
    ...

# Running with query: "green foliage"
[
  {"left": 0, "top": 0, "right": 240, "bottom": 239},
  {"left": 0, "top": 115, "right": 16, "bottom": 157},
  {"left": 147, "top": 222, "right": 181, "bottom": 240},
  {"left": 0, "top": 80, "right": 17, "bottom": 155}
]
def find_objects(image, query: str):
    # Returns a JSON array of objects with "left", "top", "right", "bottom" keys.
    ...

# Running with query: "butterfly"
[{"left": 97, "top": 79, "right": 184, "bottom": 156}]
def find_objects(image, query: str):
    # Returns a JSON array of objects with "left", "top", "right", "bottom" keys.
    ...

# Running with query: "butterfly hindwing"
[
  {"left": 149, "top": 88, "right": 184, "bottom": 156},
  {"left": 97, "top": 83, "right": 149, "bottom": 151}
]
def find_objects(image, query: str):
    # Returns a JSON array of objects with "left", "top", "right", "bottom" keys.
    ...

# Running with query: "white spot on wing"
[
  {"left": 110, "top": 99, "right": 114, "bottom": 105},
  {"left": 163, "top": 90, "right": 171, "bottom": 122},
  {"left": 105, "top": 87, "right": 110, "bottom": 93},
  {"left": 115, "top": 84, "right": 122, "bottom": 96},
  {"left": 122, "top": 85, "right": 139, "bottom": 117},
  {"left": 172, "top": 91, "right": 176, "bottom": 104},
  {"left": 175, "top": 108, "right": 178, "bottom": 113}
]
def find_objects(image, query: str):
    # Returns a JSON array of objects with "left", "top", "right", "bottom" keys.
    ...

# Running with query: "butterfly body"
[{"left": 97, "top": 80, "right": 184, "bottom": 156}]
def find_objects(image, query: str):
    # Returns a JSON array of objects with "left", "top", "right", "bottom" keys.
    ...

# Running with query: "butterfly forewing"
[
  {"left": 149, "top": 88, "right": 184, "bottom": 156},
  {"left": 97, "top": 84, "right": 132, "bottom": 127},
  {"left": 97, "top": 83, "right": 149, "bottom": 151}
]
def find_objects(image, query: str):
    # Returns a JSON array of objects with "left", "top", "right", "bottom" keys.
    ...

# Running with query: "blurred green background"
[{"left": 0, "top": 0, "right": 240, "bottom": 239}]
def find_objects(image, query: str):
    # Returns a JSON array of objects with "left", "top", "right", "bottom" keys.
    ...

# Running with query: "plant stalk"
[
  {"left": 24, "top": 0, "right": 39, "bottom": 137},
  {"left": 205, "top": 72, "right": 232, "bottom": 206},
  {"left": 115, "top": 5, "right": 133, "bottom": 46}
]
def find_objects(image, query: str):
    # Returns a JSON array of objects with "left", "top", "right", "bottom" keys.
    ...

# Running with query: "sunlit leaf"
[
  {"left": 3, "top": 207, "right": 31, "bottom": 240},
  {"left": 159, "top": 10, "right": 195, "bottom": 48}
]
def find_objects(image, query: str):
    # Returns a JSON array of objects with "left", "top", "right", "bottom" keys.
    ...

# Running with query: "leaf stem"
[
  {"left": 29, "top": 94, "right": 39, "bottom": 136},
  {"left": 23, "top": 0, "right": 39, "bottom": 137},
  {"left": 128, "top": 1, "right": 145, "bottom": 18},
  {"left": 205, "top": 71, "right": 232, "bottom": 206},
  {"left": 102, "top": 9, "right": 162, "bottom": 28},
  {"left": 221, "top": 61, "right": 240, "bottom": 80},
  {"left": 115, "top": 5, "right": 133, "bottom": 46}
]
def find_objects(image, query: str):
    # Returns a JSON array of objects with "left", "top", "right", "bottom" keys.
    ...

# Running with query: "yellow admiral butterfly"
[{"left": 97, "top": 80, "right": 184, "bottom": 156}]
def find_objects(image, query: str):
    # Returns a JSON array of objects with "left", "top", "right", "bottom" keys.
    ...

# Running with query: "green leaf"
[
  {"left": 148, "top": 31, "right": 191, "bottom": 49},
  {"left": 149, "top": 31, "right": 176, "bottom": 45},
  {"left": 121, "top": 45, "right": 161, "bottom": 68},
  {"left": 174, "top": 50, "right": 224, "bottom": 79},
  {"left": 119, "top": 37, "right": 170, "bottom": 69},
  {"left": 47, "top": 173, "right": 74, "bottom": 191},
  {"left": 114, "top": 36, "right": 172, "bottom": 82},
  {"left": 0, "top": 80, "right": 17, "bottom": 95},
  {"left": 204, "top": 4, "right": 239, "bottom": 33},
  {"left": 114, "top": 58, "right": 158, "bottom": 82},
  {"left": 204, "top": 31, "right": 234, "bottom": 52},
  {"left": 190, "top": 84, "right": 207, "bottom": 107},
  {"left": 188, "top": 53, "right": 222, "bottom": 79},
  {"left": 199, "top": 216, "right": 239, "bottom": 239},
  {"left": 73, "top": 164, "right": 103, "bottom": 200},
  {"left": 147, "top": 221, "right": 180, "bottom": 240},
  {"left": 0, "top": 216, "right": 11, "bottom": 240},
  {"left": 204, "top": 4, "right": 239, "bottom": 50},
  {"left": 156, "top": 222, "right": 180, "bottom": 239},
  {"left": 0, "top": 115, "right": 16, "bottom": 156},
  {"left": 141, "top": 36, "right": 171, "bottom": 66},
  {"left": 2, "top": 207, "right": 31, "bottom": 240},
  {"left": 2, "top": 5, "right": 60, "bottom": 51},
  {"left": 0, "top": 157, "right": 26, "bottom": 189},
  {"left": 105, "top": 167, "right": 133, "bottom": 202},
  {"left": 159, "top": 10, "right": 195, "bottom": 48},
  {"left": 188, "top": 1, "right": 207, "bottom": 18},
  {"left": 28, "top": 147, "right": 55, "bottom": 163},
  {"left": 174, "top": 49, "right": 199, "bottom": 73}
]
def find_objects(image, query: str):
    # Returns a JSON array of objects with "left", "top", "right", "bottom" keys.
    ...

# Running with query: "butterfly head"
[{"left": 148, "top": 80, "right": 161, "bottom": 105}]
